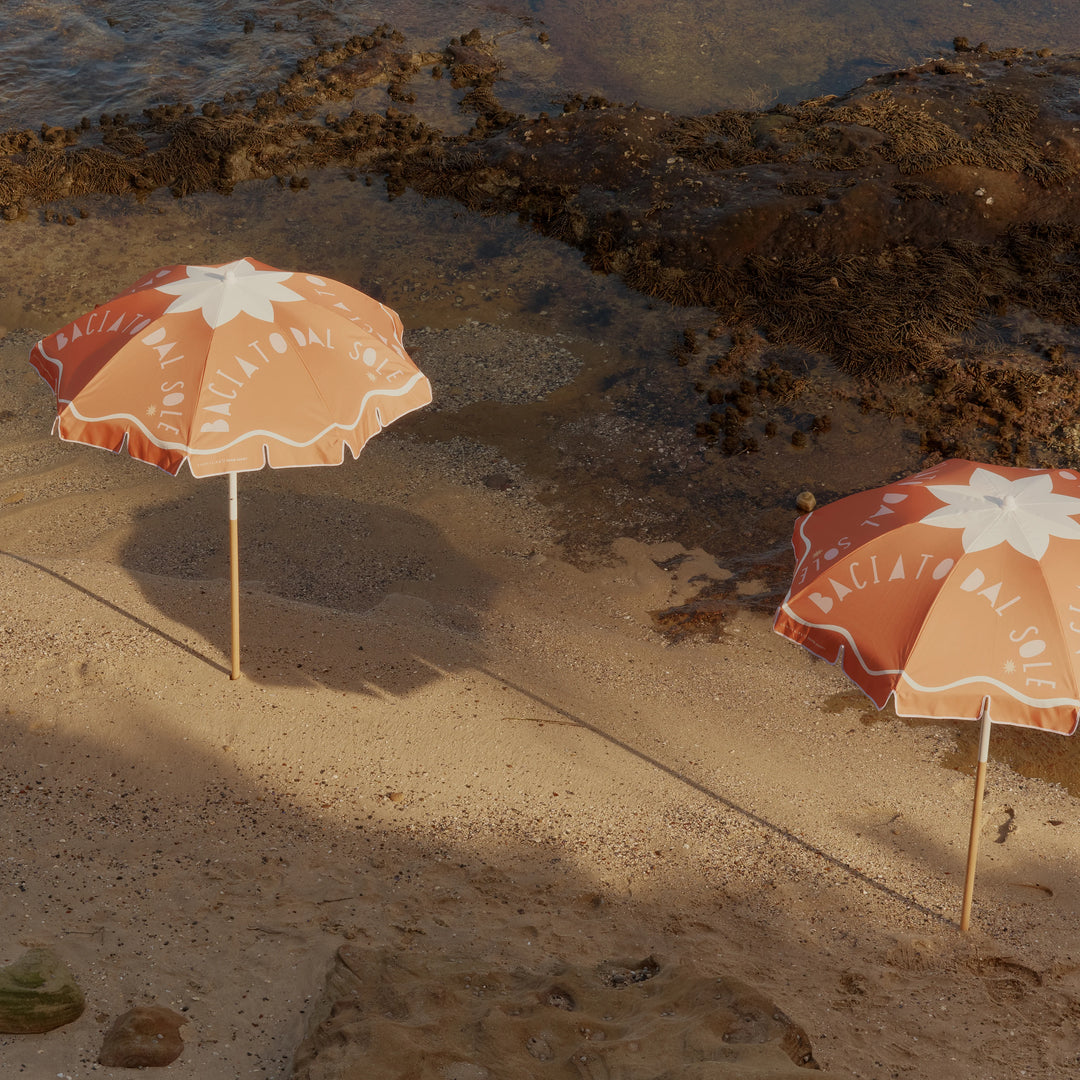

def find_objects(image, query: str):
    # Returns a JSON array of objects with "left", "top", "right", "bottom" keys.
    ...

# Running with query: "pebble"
[
  {"left": 406, "top": 324, "right": 581, "bottom": 412},
  {"left": 98, "top": 1004, "right": 187, "bottom": 1067},
  {"left": 0, "top": 947, "right": 85, "bottom": 1034},
  {"left": 795, "top": 491, "right": 816, "bottom": 513}
]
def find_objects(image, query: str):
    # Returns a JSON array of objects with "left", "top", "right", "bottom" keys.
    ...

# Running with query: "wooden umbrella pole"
[
  {"left": 229, "top": 471, "right": 241, "bottom": 680},
  {"left": 960, "top": 707, "right": 992, "bottom": 932}
]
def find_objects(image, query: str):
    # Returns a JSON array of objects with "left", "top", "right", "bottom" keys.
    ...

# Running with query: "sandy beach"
[{"left": 2, "top": 129, "right": 1080, "bottom": 1079}]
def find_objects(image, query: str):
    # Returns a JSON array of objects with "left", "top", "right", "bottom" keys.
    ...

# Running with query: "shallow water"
[{"left": 5, "top": 0, "right": 1080, "bottom": 130}]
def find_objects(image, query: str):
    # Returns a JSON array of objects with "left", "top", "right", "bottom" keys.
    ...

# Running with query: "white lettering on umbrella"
[
  {"left": 1069, "top": 587, "right": 1080, "bottom": 642},
  {"left": 289, "top": 326, "right": 331, "bottom": 348},
  {"left": 1010, "top": 627, "right": 1046, "bottom": 657},
  {"left": 350, "top": 341, "right": 403, "bottom": 382},
  {"left": 148, "top": 378, "right": 187, "bottom": 435},
  {"left": 158, "top": 306, "right": 414, "bottom": 438},
  {"left": 813, "top": 553, "right": 1060, "bottom": 689},
  {"left": 247, "top": 335, "right": 287, "bottom": 364},
  {"left": 142, "top": 327, "right": 186, "bottom": 370},
  {"left": 807, "top": 553, "right": 952, "bottom": 613},
  {"left": 195, "top": 326, "right": 339, "bottom": 435},
  {"left": 1006, "top": 626, "right": 1054, "bottom": 687},
  {"left": 958, "top": 568, "right": 1022, "bottom": 615},
  {"left": 859, "top": 492, "right": 908, "bottom": 528},
  {"left": 53, "top": 310, "right": 150, "bottom": 351},
  {"left": 793, "top": 536, "right": 852, "bottom": 584}
]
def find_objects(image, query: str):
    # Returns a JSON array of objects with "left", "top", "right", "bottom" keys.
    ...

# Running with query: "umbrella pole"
[
  {"left": 960, "top": 708, "right": 992, "bottom": 932},
  {"left": 229, "top": 471, "right": 241, "bottom": 680}
]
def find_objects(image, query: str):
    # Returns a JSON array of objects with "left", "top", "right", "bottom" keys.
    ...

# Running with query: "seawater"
[{"left": 3, "top": 0, "right": 1080, "bottom": 131}]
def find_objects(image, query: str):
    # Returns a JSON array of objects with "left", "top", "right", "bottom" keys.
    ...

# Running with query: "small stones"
[
  {"left": 795, "top": 491, "right": 817, "bottom": 513},
  {"left": 98, "top": 1005, "right": 187, "bottom": 1068},
  {"left": 482, "top": 472, "right": 513, "bottom": 491},
  {"left": 601, "top": 956, "right": 661, "bottom": 987},
  {"left": 0, "top": 947, "right": 85, "bottom": 1034},
  {"left": 526, "top": 1033, "right": 554, "bottom": 1060}
]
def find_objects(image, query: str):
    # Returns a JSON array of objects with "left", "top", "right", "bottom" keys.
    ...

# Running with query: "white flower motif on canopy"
[
  {"left": 155, "top": 258, "right": 304, "bottom": 328},
  {"left": 921, "top": 467, "right": 1080, "bottom": 560}
]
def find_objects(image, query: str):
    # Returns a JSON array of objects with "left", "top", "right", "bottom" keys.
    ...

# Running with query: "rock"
[
  {"left": 98, "top": 1005, "right": 187, "bottom": 1068},
  {"left": 292, "top": 946, "right": 835, "bottom": 1080},
  {"left": 0, "top": 947, "right": 85, "bottom": 1034},
  {"left": 795, "top": 491, "right": 816, "bottom": 512}
]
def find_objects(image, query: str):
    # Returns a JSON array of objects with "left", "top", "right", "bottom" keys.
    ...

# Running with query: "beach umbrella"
[
  {"left": 773, "top": 458, "right": 1080, "bottom": 930},
  {"left": 29, "top": 257, "right": 432, "bottom": 679}
]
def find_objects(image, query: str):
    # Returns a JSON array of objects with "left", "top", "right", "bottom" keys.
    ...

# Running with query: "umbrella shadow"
[
  {"left": 942, "top": 721, "right": 1080, "bottom": 798},
  {"left": 118, "top": 482, "right": 495, "bottom": 694},
  {"left": 0, "top": 700, "right": 918, "bottom": 1079},
  {"left": 477, "top": 665, "right": 957, "bottom": 928}
]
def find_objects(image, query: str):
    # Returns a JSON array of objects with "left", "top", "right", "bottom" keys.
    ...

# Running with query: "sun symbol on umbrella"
[
  {"left": 155, "top": 258, "right": 304, "bottom": 329},
  {"left": 921, "top": 467, "right": 1080, "bottom": 559}
]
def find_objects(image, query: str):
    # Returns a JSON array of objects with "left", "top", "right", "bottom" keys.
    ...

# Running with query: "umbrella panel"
[
  {"left": 775, "top": 460, "right": 1080, "bottom": 734},
  {"left": 29, "top": 258, "right": 432, "bottom": 478}
]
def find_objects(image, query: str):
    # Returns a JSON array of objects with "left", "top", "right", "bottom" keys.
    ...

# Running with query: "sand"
[{"left": 2, "top": 184, "right": 1080, "bottom": 1078}]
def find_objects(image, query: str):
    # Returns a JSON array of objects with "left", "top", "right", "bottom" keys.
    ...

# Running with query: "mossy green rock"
[{"left": 0, "top": 947, "right": 85, "bottom": 1033}]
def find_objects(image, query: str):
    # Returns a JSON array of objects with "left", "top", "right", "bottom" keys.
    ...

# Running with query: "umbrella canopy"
[
  {"left": 774, "top": 458, "right": 1080, "bottom": 928},
  {"left": 30, "top": 257, "right": 432, "bottom": 678},
  {"left": 29, "top": 257, "right": 431, "bottom": 477}
]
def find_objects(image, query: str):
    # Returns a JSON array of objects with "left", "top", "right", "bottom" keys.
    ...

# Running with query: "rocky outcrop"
[{"left": 292, "top": 946, "right": 840, "bottom": 1079}]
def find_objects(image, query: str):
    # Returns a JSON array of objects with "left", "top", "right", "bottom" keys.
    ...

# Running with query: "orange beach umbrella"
[
  {"left": 774, "top": 459, "right": 1080, "bottom": 929},
  {"left": 30, "top": 257, "right": 432, "bottom": 678}
]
